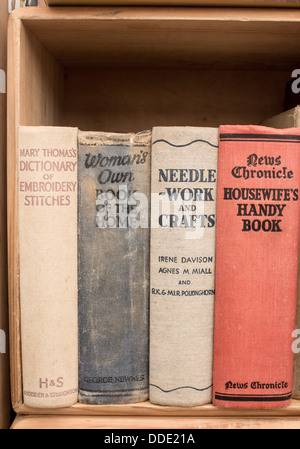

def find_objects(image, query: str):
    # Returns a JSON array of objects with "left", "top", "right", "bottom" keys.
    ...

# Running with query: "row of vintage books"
[{"left": 16, "top": 106, "right": 300, "bottom": 410}]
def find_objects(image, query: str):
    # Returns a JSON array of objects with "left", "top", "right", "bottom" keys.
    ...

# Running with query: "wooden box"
[{"left": 7, "top": 5, "right": 300, "bottom": 428}]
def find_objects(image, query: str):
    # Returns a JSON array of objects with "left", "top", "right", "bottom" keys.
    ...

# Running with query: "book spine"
[
  {"left": 78, "top": 130, "right": 151, "bottom": 404},
  {"left": 150, "top": 127, "right": 218, "bottom": 406},
  {"left": 18, "top": 126, "right": 78, "bottom": 408},
  {"left": 261, "top": 107, "right": 300, "bottom": 400},
  {"left": 293, "top": 120, "right": 300, "bottom": 400},
  {"left": 213, "top": 125, "right": 300, "bottom": 409}
]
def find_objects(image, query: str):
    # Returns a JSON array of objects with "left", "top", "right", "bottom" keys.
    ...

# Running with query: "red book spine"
[{"left": 213, "top": 125, "right": 300, "bottom": 409}]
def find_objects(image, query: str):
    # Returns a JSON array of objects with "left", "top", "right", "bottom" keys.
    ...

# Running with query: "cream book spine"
[
  {"left": 18, "top": 126, "right": 78, "bottom": 408},
  {"left": 262, "top": 106, "right": 300, "bottom": 400},
  {"left": 150, "top": 126, "right": 218, "bottom": 406}
]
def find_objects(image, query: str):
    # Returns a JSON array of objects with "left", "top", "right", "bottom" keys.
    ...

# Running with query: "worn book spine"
[
  {"left": 18, "top": 126, "right": 78, "bottom": 408},
  {"left": 150, "top": 127, "right": 218, "bottom": 407},
  {"left": 261, "top": 107, "right": 300, "bottom": 400},
  {"left": 213, "top": 125, "right": 300, "bottom": 409},
  {"left": 78, "top": 130, "right": 151, "bottom": 404}
]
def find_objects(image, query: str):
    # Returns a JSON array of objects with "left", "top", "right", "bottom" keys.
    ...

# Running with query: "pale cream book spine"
[
  {"left": 150, "top": 126, "right": 218, "bottom": 406},
  {"left": 18, "top": 126, "right": 78, "bottom": 408},
  {"left": 261, "top": 106, "right": 300, "bottom": 400}
]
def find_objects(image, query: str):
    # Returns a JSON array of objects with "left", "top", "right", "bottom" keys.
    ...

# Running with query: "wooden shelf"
[
  {"left": 11, "top": 399, "right": 300, "bottom": 417},
  {"left": 7, "top": 5, "right": 300, "bottom": 429},
  {"left": 10, "top": 412, "right": 300, "bottom": 429},
  {"left": 0, "top": 0, "right": 11, "bottom": 431},
  {"left": 11, "top": 399, "right": 300, "bottom": 428}
]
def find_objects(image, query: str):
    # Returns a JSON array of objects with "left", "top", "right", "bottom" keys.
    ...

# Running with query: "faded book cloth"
[
  {"left": 78, "top": 130, "right": 151, "bottom": 404},
  {"left": 261, "top": 106, "right": 300, "bottom": 400},
  {"left": 213, "top": 124, "right": 300, "bottom": 409},
  {"left": 150, "top": 126, "right": 218, "bottom": 406},
  {"left": 18, "top": 126, "right": 78, "bottom": 408}
]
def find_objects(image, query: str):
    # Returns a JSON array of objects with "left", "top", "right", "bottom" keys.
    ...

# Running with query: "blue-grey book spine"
[{"left": 78, "top": 130, "right": 151, "bottom": 404}]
